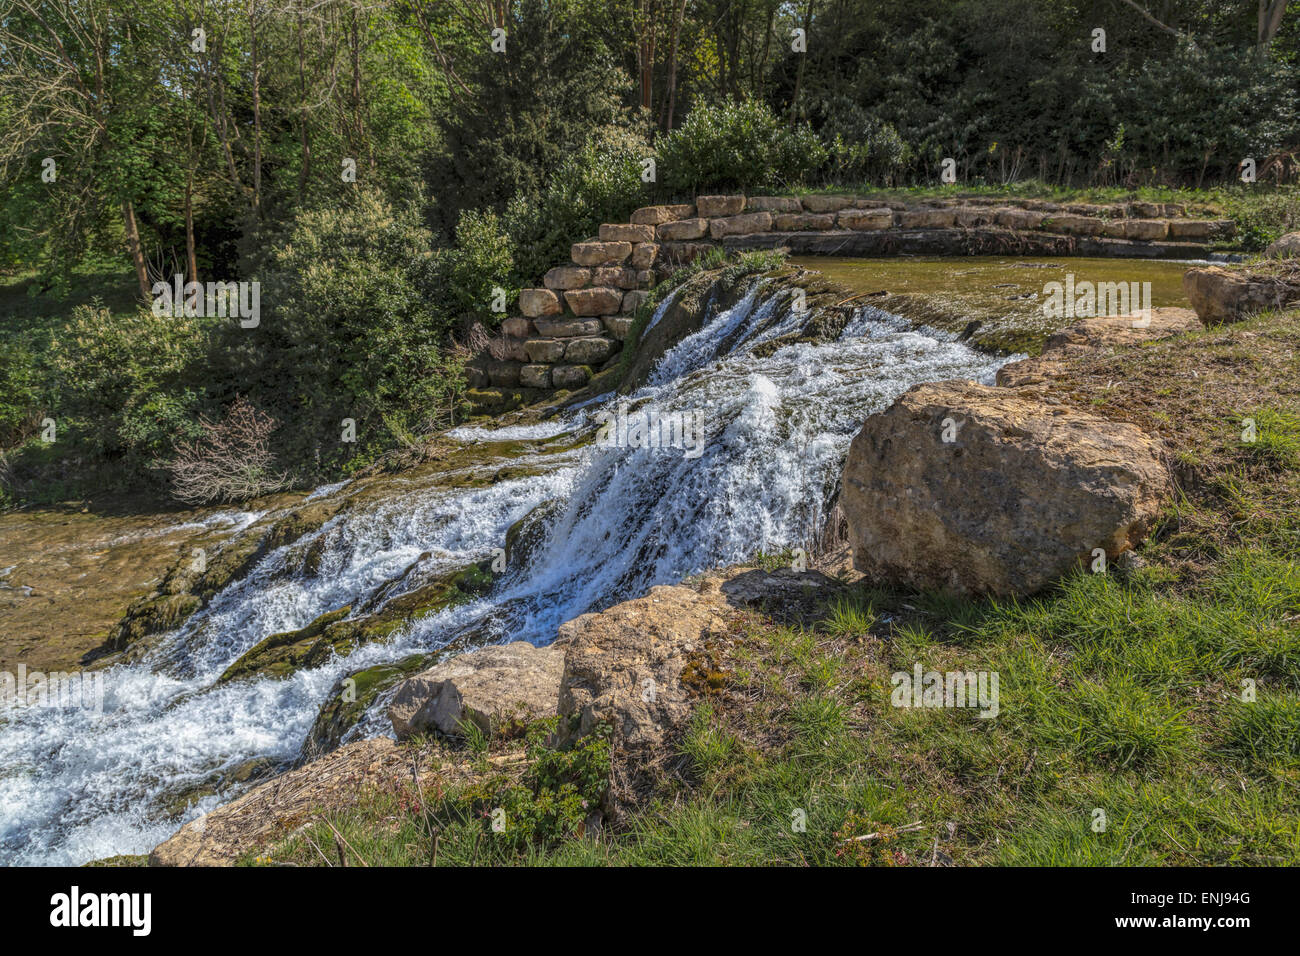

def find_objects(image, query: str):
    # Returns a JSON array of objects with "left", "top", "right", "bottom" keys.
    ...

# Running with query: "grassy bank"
[{"left": 239, "top": 306, "right": 1299, "bottom": 867}]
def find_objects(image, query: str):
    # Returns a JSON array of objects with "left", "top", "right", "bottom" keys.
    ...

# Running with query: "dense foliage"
[{"left": 1, "top": 0, "right": 1298, "bottom": 505}]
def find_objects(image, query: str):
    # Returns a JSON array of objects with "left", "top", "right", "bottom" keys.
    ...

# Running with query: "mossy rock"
[
  {"left": 263, "top": 499, "right": 344, "bottom": 552},
  {"left": 217, "top": 563, "right": 496, "bottom": 685},
  {"left": 301, "top": 653, "right": 437, "bottom": 760},
  {"left": 159, "top": 755, "right": 283, "bottom": 818},
  {"left": 217, "top": 605, "right": 353, "bottom": 684},
  {"left": 108, "top": 591, "right": 201, "bottom": 650},
  {"left": 505, "top": 500, "right": 561, "bottom": 570}
]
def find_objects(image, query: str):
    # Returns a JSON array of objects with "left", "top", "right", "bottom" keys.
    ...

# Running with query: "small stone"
[
  {"left": 571, "top": 241, "right": 632, "bottom": 266},
  {"left": 695, "top": 195, "right": 746, "bottom": 217},
  {"left": 518, "top": 288, "right": 561, "bottom": 318},
  {"left": 599, "top": 223, "right": 656, "bottom": 243}
]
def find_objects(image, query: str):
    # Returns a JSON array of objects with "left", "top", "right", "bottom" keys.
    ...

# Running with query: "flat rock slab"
[{"left": 840, "top": 380, "right": 1170, "bottom": 596}]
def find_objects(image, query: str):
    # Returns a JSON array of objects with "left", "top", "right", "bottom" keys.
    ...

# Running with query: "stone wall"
[{"left": 466, "top": 193, "right": 1234, "bottom": 402}]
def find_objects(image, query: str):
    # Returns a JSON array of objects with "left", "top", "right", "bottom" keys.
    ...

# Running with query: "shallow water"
[{"left": 790, "top": 255, "right": 1194, "bottom": 351}]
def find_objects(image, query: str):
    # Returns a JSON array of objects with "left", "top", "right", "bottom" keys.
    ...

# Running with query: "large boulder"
[
  {"left": 1183, "top": 265, "right": 1298, "bottom": 324},
  {"left": 1266, "top": 231, "right": 1300, "bottom": 259},
  {"left": 553, "top": 584, "right": 729, "bottom": 813},
  {"left": 840, "top": 381, "right": 1170, "bottom": 596},
  {"left": 388, "top": 641, "right": 565, "bottom": 739}
]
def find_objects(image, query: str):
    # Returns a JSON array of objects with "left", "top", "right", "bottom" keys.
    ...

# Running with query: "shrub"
[
  {"left": 504, "top": 124, "right": 652, "bottom": 278},
  {"left": 165, "top": 397, "right": 287, "bottom": 504},
  {"left": 435, "top": 208, "right": 516, "bottom": 325},
  {"left": 236, "top": 190, "right": 467, "bottom": 479},
  {"left": 44, "top": 303, "right": 208, "bottom": 468},
  {"left": 0, "top": 338, "right": 41, "bottom": 447},
  {"left": 658, "top": 99, "right": 827, "bottom": 194}
]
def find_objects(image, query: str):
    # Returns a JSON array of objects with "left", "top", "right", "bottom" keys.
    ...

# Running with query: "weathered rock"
[
  {"left": 838, "top": 208, "right": 893, "bottom": 231},
  {"left": 564, "top": 336, "right": 618, "bottom": 364},
  {"left": 952, "top": 207, "right": 1000, "bottom": 227},
  {"left": 1045, "top": 215, "right": 1106, "bottom": 236},
  {"left": 657, "top": 218, "right": 710, "bottom": 241},
  {"left": 551, "top": 364, "right": 591, "bottom": 389},
  {"left": 621, "top": 290, "right": 650, "bottom": 314},
  {"left": 543, "top": 266, "right": 592, "bottom": 290},
  {"left": 840, "top": 380, "right": 1171, "bottom": 596},
  {"left": 994, "top": 207, "right": 1047, "bottom": 230},
  {"left": 553, "top": 584, "right": 730, "bottom": 811},
  {"left": 695, "top": 195, "right": 746, "bottom": 217},
  {"left": 534, "top": 316, "right": 604, "bottom": 337},
  {"left": 997, "top": 308, "right": 1203, "bottom": 388},
  {"left": 1104, "top": 219, "right": 1168, "bottom": 241},
  {"left": 1167, "top": 219, "right": 1231, "bottom": 240},
  {"left": 302, "top": 654, "right": 434, "bottom": 760},
  {"left": 524, "top": 339, "right": 567, "bottom": 363},
  {"left": 656, "top": 240, "right": 716, "bottom": 265},
  {"left": 150, "top": 739, "right": 404, "bottom": 866},
  {"left": 900, "top": 208, "right": 957, "bottom": 229},
  {"left": 498, "top": 336, "right": 530, "bottom": 363},
  {"left": 631, "top": 242, "right": 659, "bottom": 270},
  {"left": 1041, "top": 307, "right": 1201, "bottom": 352},
  {"left": 774, "top": 212, "right": 836, "bottom": 231},
  {"left": 519, "top": 364, "right": 552, "bottom": 389},
  {"left": 388, "top": 642, "right": 565, "bottom": 739},
  {"left": 603, "top": 315, "right": 635, "bottom": 340},
  {"left": 487, "top": 359, "right": 522, "bottom": 387},
  {"left": 564, "top": 286, "right": 624, "bottom": 316},
  {"left": 1183, "top": 265, "right": 1298, "bottom": 324},
  {"left": 571, "top": 240, "right": 632, "bottom": 266},
  {"left": 708, "top": 211, "right": 772, "bottom": 239},
  {"left": 630, "top": 204, "right": 694, "bottom": 226},
  {"left": 518, "top": 288, "right": 561, "bottom": 317},
  {"left": 598, "top": 223, "right": 656, "bottom": 243},
  {"left": 801, "top": 195, "right": 854, "bottom": 213},
  {"left": 591, "top": 266, "right": 641, "bottom": 290},
  {"left": 501, "top": 316, "right": 534, "bottom": 339},
  {"left": 1266, "top": 231, "right": 1300, "bottom": 258},
  {"left": 747, "top": 196, "right": 802, "bottom": 213}
]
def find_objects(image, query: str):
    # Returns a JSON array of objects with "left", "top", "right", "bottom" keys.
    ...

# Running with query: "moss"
[
  {"left": 302, "top": 653, "right": 437, "bottom": 759},
  {"left": 217, "top": 606, "right": 353, "bottom": 684},
  {"left": 82, "top": 854, "right": 149, "bottom": 867}
]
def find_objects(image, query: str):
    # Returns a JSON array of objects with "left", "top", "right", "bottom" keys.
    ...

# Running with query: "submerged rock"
[
  {"left": 840, "top": 381, "right": 1170, "bottom": 596},
  {"left": 388, "top": 641, "right": 565, "bottom": 739}
]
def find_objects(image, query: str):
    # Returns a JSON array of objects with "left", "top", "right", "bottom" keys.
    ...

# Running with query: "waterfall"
[{"left": 0, "top": 274, "right": 1013, "bottom": 865}]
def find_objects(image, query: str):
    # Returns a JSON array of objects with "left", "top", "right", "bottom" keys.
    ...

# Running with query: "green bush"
[
  {"left": 234, "top": 190, "right": 466, "bottom": 480},
  {"left": 0, "top": 338, "right": 41, "bottom": 447},
  {"left": 658, "top": 99, "right": 827, "bottom": 194},
  {"left": 504, "top": 125, "right": 651, "bottom": 278},
  {"left": 434, "top": 208, "right": 517, "bottom": 325},
  {"left": 45, "top": 303, "right": 208, "bottom": 469}
]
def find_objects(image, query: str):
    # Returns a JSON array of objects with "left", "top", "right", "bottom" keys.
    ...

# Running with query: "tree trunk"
[
  {"left": 122, "top": 199, "right": 150, "bottom": 300},
  {"left": 249, "top": 0, "right": 262, "bottom": 216},
  {"left": 184, "top": 169, "right": 198, "bottom": 286},
  {"left": 663, "top": 0, "right": 686, "bottom": 131}
]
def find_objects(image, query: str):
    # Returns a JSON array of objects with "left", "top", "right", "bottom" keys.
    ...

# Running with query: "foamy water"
[{"left": 0, "top": 276, "right": 1012, "bottom": 865}]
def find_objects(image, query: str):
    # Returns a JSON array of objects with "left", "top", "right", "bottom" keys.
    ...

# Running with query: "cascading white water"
[{"left": 0, "top": 275, "right": 1013, "bottom": 865}]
